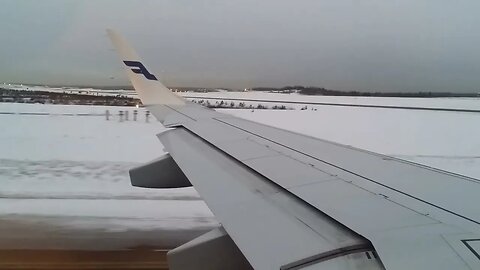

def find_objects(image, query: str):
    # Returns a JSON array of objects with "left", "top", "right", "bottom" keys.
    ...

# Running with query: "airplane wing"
[{"left": 107, "top": 30, "right": 480, "bottom": 270}]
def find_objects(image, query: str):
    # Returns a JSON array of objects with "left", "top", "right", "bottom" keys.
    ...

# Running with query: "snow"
[
  {"left": 0, "top": 159, "right": 200, "bottom": 200},
  {"left": 0, "top": 104, "right": 164, "bottom": 162},
  {"left": 180, "top": 91, "right": 480, "bottom": 110},
  {"left": 0, "top": 103, "right": 215, "bottom": 237},
  {"left": 0, "top": 94, "right": 479, "bottom": 247}
]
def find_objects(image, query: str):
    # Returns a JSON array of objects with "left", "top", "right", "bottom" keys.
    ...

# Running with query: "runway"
[
  {"left": 0, "top": 249, "right": 168, "bottom": 269},
  {"left": 0, "top": 218, "right": 213, "bottom": 270}
]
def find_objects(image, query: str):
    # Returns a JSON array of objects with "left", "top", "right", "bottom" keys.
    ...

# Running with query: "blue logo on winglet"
[{"left": 123, "top": 61, "right": 158, "bottom": 81}]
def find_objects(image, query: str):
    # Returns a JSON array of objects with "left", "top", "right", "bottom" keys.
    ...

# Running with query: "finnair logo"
[{"left": 123, "top": 61, "right": 158, "bottom": 81}]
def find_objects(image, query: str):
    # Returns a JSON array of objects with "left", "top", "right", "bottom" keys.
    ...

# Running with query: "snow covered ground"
[
  {"left": 0, "top": 104, "right": 216, "bottom": 249},
  {"left": 0, "top": 96, "right": 479, "bottom": 249},
  {"left": 181, "top": 91, "right": 480, "bottom": 111}
]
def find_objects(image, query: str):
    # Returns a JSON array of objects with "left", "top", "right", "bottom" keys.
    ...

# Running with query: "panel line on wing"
[
  {"left": 212, "top": 117, "right": 480, "bottom": 226},
  {"left": 214, "top": 116, "right": 480, "bottom": 183},
  {"left": 163, "top": 104, "right": 197, "bottom": 121}
]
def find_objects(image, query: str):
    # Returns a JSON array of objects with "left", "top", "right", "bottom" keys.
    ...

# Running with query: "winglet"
[{"left": 107, "top": 29, "right": 185, "bottom": 106}]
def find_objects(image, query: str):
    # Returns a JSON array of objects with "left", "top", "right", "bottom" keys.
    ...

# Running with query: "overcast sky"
[{"left": 1, "top": 0, "right": 480, "bottom": 92}]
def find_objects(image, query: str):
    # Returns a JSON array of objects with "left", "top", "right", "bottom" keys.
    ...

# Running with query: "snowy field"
[
  {"left": 0, "top": 104, "right": 216, "bottom": 249},
  {"left": 0, "top": 95, "right": 479, "bottom": 249},
  {"left": 180, "top": 91, "right": 480, "bottom": 111}
]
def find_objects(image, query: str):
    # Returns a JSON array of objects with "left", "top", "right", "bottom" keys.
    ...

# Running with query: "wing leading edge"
[{"left": 107, "top": 30, "right": 480, "bottom": 270}]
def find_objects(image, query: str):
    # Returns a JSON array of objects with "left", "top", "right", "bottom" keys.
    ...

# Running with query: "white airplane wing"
[{"left": 107, "top": 30, "right": 480, "bottom": 270}]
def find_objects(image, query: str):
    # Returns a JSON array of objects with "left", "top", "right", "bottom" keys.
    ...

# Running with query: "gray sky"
[{"left": 1, "top": 0, "right": 480, "bottom": 92}]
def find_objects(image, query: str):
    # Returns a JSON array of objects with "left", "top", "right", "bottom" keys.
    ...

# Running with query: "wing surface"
[{"left": 107, "top": 30, "right": 480, "bottom": 270}]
